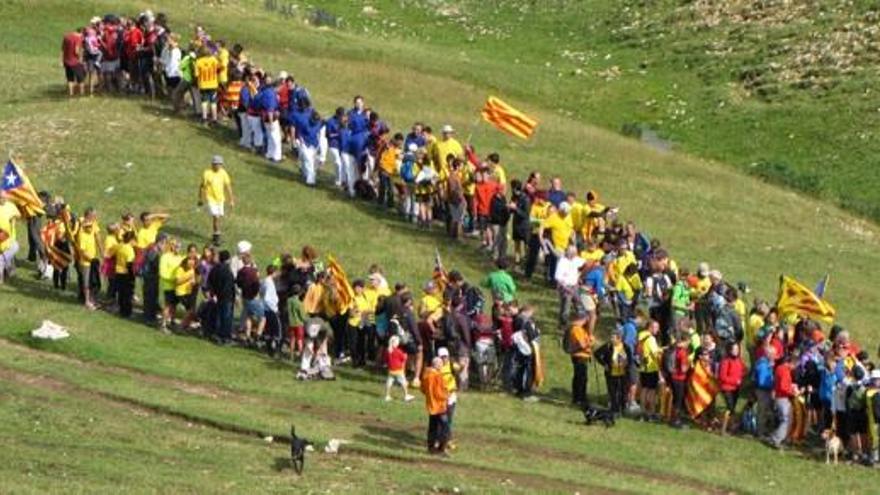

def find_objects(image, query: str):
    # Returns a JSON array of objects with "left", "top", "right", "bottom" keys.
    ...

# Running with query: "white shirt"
[
  {"left": 260, "top": 276, "right": 279, "bottom": 313},
  {"left": 554, "top": 255, "right": 585, "bottom": 288},
  {"left": 162, "top": 46, "right": 181, "bottom": 78}
]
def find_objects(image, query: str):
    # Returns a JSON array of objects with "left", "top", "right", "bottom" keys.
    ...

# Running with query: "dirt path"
[{"left": 0, "top": 338, "right": 729, "bottom": 494}]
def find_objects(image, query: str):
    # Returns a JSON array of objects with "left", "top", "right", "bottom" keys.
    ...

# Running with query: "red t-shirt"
[
  {"left": 474, "top": 182, "right": 498, "bottom": 216},
  {"left": 124, "top": 27, "right": 143, "bottom": 58},
  {"left": 102, "top": 26, "right": 119, "bottom": 60},
  {"left": 385, "top": 347, "right": 407, "bottom": 373},
  {"left": 671, "top": 347, "right": 689, "bottom": 382},
  {"left": 718, "top": 356, "right": 746, "bottom": 392},
  {"left": 774, "top": 364, "right": 793, "bottom": 398},
  {"left": 277, "top": 84, "right": 290, "bottom": 110},
  {"left": 62, "top": 32, "right": 82, "bottom": 67}
]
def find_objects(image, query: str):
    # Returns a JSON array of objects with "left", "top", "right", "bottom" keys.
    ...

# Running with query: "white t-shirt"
[{"left": 554, "top": 255, "right": 585, "bottom": 288}]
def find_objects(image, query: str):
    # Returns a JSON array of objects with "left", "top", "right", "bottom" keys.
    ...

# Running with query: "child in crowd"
[{"left": 384, "top": 335, "right": 414, "bottom": 402}]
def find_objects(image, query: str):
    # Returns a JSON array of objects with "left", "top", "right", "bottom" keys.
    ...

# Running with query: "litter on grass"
[
  {"left": 31, "top": 320, "right": 69, "bottom": 340},
  {"left": 324, "top": 438, "right": 351, "bottom": 454}
]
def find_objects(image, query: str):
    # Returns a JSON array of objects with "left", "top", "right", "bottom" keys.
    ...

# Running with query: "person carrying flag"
[
  {"left": 1, "top": 159, "right": 46, "bottom": 283},
  {"left": 0, "top": 192, "right": 21, "bottom": 284},
  {"left": 198, "top": 155, "right": 234, "bottom": 246}
]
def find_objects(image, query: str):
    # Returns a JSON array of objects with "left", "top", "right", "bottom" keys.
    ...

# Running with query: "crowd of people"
[{"left": 2, "top": 11, "right": 876, "bottom": 463}]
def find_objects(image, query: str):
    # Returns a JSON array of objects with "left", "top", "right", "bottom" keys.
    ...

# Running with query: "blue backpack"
[
  {"left": 740, "top": 405, "right": 758, "bottom": 435},
  {"left": 753, "top": 357, "right": 774, "bottom": 390},
  {"left": 400, "top": 153, "right": 416, "bottom": 183}
]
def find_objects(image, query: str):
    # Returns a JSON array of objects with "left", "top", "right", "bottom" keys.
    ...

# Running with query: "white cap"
[
  {"left": 697, "top": 262, "right": 710, "bottom": 276},
  {"left": 437, "top": 347, "right": 450, "bottom": 358},
  {"left": 559, "top": 201, "right": 571, "bottom": 213},
  {"left": 278, "top": 70, "right": 289, "bottom": 80},
  {"left": 90, "top": 16, "right": 101, "bottom": 25},
  {"left": 237, "top": 240, "right": 252, "bottom": 255},
  {"left": 407, "top": 143, "right": 418, "bottom": 152},
  {"left": 441, "top": 124, "right": 454, "bottom": 133}
]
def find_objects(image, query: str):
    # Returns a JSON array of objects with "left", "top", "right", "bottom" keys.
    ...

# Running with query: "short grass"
[{"left": 0, "top": 0, "right": 878, "bottom": 493}]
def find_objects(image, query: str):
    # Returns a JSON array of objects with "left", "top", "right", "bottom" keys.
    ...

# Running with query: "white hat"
[
  {"left": 441, "top": 124, "right": 454, "bottom": 133},
  {"left": 871, "top": 369, "right": 880, "bottom": 381},
  {"left": 559, "top": 201, "right": 571, "bottom": 213},
  {"left": 407, "top": 143, "right": 418, "bottom": 152},
  {"left": 437, "top": 347, "right": 450, "bottom": 358},
  {"left": 697, "top": 262, "right": 710, "bottom": 276},
  {"left": 278, "top": 70, "right": 289, "bottom": 80},
  {"left": 90, "top": 16, "right": 101, "bottom": 25},
  {"left": 237, "top": 240, "right": 252, "bottom": 255}
]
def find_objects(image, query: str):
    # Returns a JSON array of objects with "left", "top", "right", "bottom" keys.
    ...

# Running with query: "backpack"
[
  {"left": 400, "top": 154, "right": 416, "bottom": 183},
  {"left": 847, "top": 385, "right": 866, "bottom": 412},
  {"left": 489, "top": 194, "right": 510, "bottom": 225},
  {"left": 463, "top": 285, "right": 485, "bottom": 317},
  {"left": 740, "top": 404, "right": 758, "bottom": 435},
  {"left": 753, "top": 358, "right": 774, "bottom": 390}
]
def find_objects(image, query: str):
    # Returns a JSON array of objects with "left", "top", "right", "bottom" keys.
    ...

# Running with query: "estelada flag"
[
  {"left": 776, "top": 275, "right": 836, "bottom": 323},
  {"left": 432, "top": 249, "right": 448, "bottom": 293},
  {"left": 1, "top": 159, "right": 45, "bottom": 217},
  {"left": 480, "top": 96, "right": 538, "bottom": 140},
  {"left": 686, "top": 358, "right": 719, "bottom": 419},
  {"left": 326, "top": 255, "right": 355, "bottom": 313}
]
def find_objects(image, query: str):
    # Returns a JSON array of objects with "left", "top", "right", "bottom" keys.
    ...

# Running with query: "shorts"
[
  {"left": 386, "top": 372, "right": 407, "bottom": 387},
  {"left": 178, "top": 292, "right": 196, "bottom": 312},
  {"left": 415, "top": 193, "right": 432, "bottom": 204},
  {"left": 476, "top": 215, "right": 489, "bottom": 231},
  {"left": 574, "top": 292, "right": 596, "bottom": 316},
  {"left": 243, "top": 298, "right": 265, "bottom": 320},
  {"left": 639, "top": 371, "right": 659, "bottom": 390},
  {"left": 207, "top": 202, "right": 224, "bottom": 217},
  {"left": 85, "top": 53, "right": 101, "bottom": 73},
  {"left": 627, "top": 362, "right": 639, "bottom": 386},
  {"left": 101, "top": 59, "right": 120, "bottom": 73},
  {"left": 849, "top": 409, "right": 868, "bottom": 435},
  {"left": 722, "top": 390, "right": 739, "bottom": 412},
  {"left": 64, "top": 64, "right": 85, "bottom": 83},
  {"left": 200, "top": 89, "right": 218, "bottom": 104},
  {"left": 163, "top": 290, "right": 177, "bottom": 307}
]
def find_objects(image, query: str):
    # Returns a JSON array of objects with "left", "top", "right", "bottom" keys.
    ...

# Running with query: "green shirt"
[
  {"left": 288, "top": 296, "right": 306, "bottom": 327},
  {"left": 671, "top": 281, "right": 690, "bottom": 315},
  {"left": 180, "top": 55, "right": 195, "bottom": 83},
  {"left": 483, "top": 270, "right": 517, "bottom": 303}
]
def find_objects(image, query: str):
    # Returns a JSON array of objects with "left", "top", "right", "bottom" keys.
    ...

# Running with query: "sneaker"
[
  {"left": 522, "top": 395, "right": 540, "bottom": 403},
  {"left": 384, "top": 395, "right": 392, "bottom": 402},
  {"left": 404, "top": 394, "right": 415, "bottom": 402}
]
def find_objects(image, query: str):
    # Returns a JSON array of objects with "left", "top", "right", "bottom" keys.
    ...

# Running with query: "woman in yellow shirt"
[
  {"left": 114, "top": 231, "right": 137, "bottom": 318},
  {"left": 348, "top": 280, "right": 376, "bottom": 367},
  {"left": 173, "top": 256, "right": 197, "bottom": 331}
]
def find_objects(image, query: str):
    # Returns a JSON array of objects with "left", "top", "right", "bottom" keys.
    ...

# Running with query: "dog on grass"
[
  {"left": 583, "top": 406, "right": 616, "bottom": 428},
  {"left": 290, "top": 425, "right": 313, "bottom": 475},
  {"left": 821, "top": 429, "right": 842, "bottom": 465}
]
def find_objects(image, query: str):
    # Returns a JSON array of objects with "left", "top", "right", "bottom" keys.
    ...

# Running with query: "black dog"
[
  {"left": 583, "top": 406, "right": 616, "bottom": 428},
  {"left": 290, "top": 425, "right": 313, "bottom": 475}
]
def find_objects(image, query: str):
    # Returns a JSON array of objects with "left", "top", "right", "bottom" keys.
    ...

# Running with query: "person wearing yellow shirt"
[
  {"left": 431, "top": 124, "right": 464, "bottom": 179},
  {"left": 637, "top": 320, "right": 662, "bottom": 417},
  {"left": 216, "top": 40, "right": 230, "bottom": 88},
  {"left": 566, "top": 193, "right": 585, "bottom": 243},
  {"left": 437, "top": 346, "right": 461, "bottom": 449},
  {"left": 524, "top": 199, "right": 550, "bottom": 279},
  {"left": 418, "top": 281, "right": 444, "bottom": 341},
  {"left": 615, "top": 263, "right": 643, "bottom": 319},
  {"left": 194, "top": 47, "right": 220, "bottom": 123},
  {"left": 538, "top": 202, "right": 574, "bottom": 285},
  {"left": 136, "top": 211, "right": 170, "bottom": 249},
  {"left": 579, "top": 238, "right": 605, "bottom": 264},
  {"left": 173, "top": 256, "right": 197, "bottom": 331},
  {"left": 198, "top": 155, "right": 234, "bottom": 246},
  {"left": 0, "top": 193, "right": 22, "bottom": 284},
  {"left": 102, "top": 223, "right": 120, "bottom": 301},
  {"left": 348, "top": 280, "right": 376, "bottom": 367},
  {"left": 377, "top": 133, "right": 403, "bottom": 209},
  {"left": 581, "top": 190, "right": 611, "bottom": 241},
  {"left": 486, "top": 152, "right": 507, "bottom": 186},
  {"left": 114, "top": 231, "right": 137, "bottom": 318},
  {"left": 75, "top": 208, "right": 102, "bottom": 309},
  {"left": 159, "top": 238, "right": 184, "bottom": 331}
]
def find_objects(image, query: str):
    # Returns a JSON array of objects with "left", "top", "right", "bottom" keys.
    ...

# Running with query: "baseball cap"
[
  {"left": 437, "top": 347, "right": 450, "bottom": 358},
  {"left": 278, "top": 70, "right": 289, "bottom": 80},
  {"left": 697, "top": 262, "right": 709, "bottom": 276},
  {"left": 559, "top": 201, "right": 571, "bottom": 213},
  {"left": 441, "top": 124, "right": 454, "bottom": 133},
  {"left": 211, "top": 155, "right": 224, "bottom": 165},
  {"left": 237, "top": 240, "right": 252, "bottom": 255}
]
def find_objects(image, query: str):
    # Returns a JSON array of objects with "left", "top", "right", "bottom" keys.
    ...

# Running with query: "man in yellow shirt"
[
  {"left": 198, "top": 155, "right": 234, "bottom": 246},
  {"left": 114, "top": 231, "right": 137, "bottom": 318},
  {"left": 0, "top": 193, "right": 21, "bottom": 284},
  {"left": 538, "top": 202, "right": 574, "bottom": 285},
  {"left": 377, "top": 133, "right": 403, "bottom": 208},
  {"left": 159, "top": 238, "right": 183, "bottom": 331},
  {"left": 216, "top": 40, "right": 230, "bottom": 89},
  {"left": 194, "top": 47, "right": 220, "bottom": 123},
  {"left": 486, "top": 152, "right": 507, "bottom": 186},
  {"left": 418, "top": 280, "right": 444, "bottom": 341},
  {"left": 136, "top": 211, "right": 170, "bottom": 249},
  {"left": 637, "top": 320, "right": 662, "bottom": 417},
  {"left": 75, "top": 207, "right": 102, "bottom": 309},
  {"left": 431, "top": 124, "right": 464, "bottom": 180}
]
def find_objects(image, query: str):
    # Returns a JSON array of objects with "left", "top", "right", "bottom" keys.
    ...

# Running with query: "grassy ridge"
[{"left": 0, "top": 0, "right": 879, "bottom": 492}]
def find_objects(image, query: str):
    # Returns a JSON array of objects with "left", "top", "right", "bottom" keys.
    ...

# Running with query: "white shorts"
[
  {"left": 101, "top": 59, "right": 120, "bottom": 73},
  {"left": 207, "top": 202, "right": 224, "bottom": 217}
]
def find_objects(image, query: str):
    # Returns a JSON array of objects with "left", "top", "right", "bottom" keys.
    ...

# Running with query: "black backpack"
[{"left": 489, "top": 195, "right": 510, "bottom": 225}]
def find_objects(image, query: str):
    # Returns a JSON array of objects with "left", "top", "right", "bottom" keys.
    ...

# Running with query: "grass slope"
[{"left": 0, "top": 0, "right": 877, "bottom": 493}]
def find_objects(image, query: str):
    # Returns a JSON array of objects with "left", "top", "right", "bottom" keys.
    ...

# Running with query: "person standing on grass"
[
  {"left": 637, "top": 319, "right": 663, "bottom": 420},
  {"left": 384, "top": 335, "right": 414, "bottom": 402},
  {"left": 198, "top": 155, "right": 234, "bottom": 247},
  {"left": 325, "top": 107, "right": 347, "bottom": 189},
  {"left": 194, "top": 46, "right": 220, "bottom": 124},
  {"left": 74, "top": 208, "right": 102, "bottom": 310},
  {"left": 669, "top": 332, "right": 691, "bottom": 428},
  {"left": 160, "top": 33, "right": 182, "bottom": 91},
  {"left": 567, "top": 313, "right": 593, "bottom": 409},
  {"left": 0, "top": 193, "right": 22, "bottom": 284},
  {"left": 421, "top": 356, "right": 450, "bottom": 455},
  {"left": 511, "top": 304, "right": 540, "bottom": 401},
  {"left": 258, "top": 75, "right": 282, "bottom": 163},
  {"left": 114, "top": 230, "right": 137, "bottom": 318},
  {"left": 141, "top": 233, "right": 166, "bottom": 325},
  {"left": 509, "top": 179, "right": 531, "bottom": 269},
  {"left": 769, "top": 352, "right": 799, "bottom": 449},
  {"left": 61, "top": 28, "right": 86, "bottom": 97},
  {"left": 718, "top": 341, "right": 747, "bottom": 435},
  {"left": 208, "top": 249, "right": 236, "bottom": 345},
  {"left": 488, "top": 182, "right": 510, "bottom": 261},
  {"left": 539, "top": 201, "right": 574, "bottom": 287}
]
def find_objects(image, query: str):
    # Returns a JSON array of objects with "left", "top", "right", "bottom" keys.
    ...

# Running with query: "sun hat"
[
  {"left": 441, "top": 124, "right": 454, "bottom": 133},
  {"left": 278, "top": 70, "right": 289, "bottom": 80},
  {"left": 237, "top": 240, "right": 252, "bottom": 255},
  {"left": 211, "top": 155, "right": 224, "bottom": 165},
  {"left": 697, "top": 262, "right": 710, "bottom": 276},
  {"left": 437, "top": 347, "right": 450, "bottom": 358}
]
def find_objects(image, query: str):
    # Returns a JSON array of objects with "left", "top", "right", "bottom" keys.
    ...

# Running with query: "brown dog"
[{"left": 821, "top": 429, "right": 843, "bottom": 465}]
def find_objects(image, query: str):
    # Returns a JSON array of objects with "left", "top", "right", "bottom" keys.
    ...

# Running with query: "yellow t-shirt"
[
  {"left": 347, "top": 293, "right": 374, "bottom": 327},
  {"left": 579, "top": 247, "right": 605, "bottom": 264},
  {"left": 581, "top": 202, "right": 605, "bottom": 240},
  {"left": 440, "top": 361, "right": 457, "bottom": 393},
  {"left": 174, "top": 265, "right": 195, "bottom": 297},
  {"left": 217, "top": 48, "right": 230, "bottom": 83},
  {"left": 202, "top": 168, "right": 231, "bottom": 205},
  {"left": 76, "top": 222, "right": 100, "bottom": 265},
  {"left": 159, "top": 252, "right": 184, "bottom": 292},
  {"left": 637, "top": 330, "right": 660, "bottom": 373},
  {"left": 542, "top": 212, "right": 574, "bottom": 251},
  {"left": 529, "top": 201, "right": 549, "bottom": 234},
  {"left": 114, "top": 243, "right": 135, "bottom": 275},
  {"left": 432, "top": 138, "right": 464, "bottom": 175},
  {"left": 0, "top": 201, "right": 21, "bottom": 252},
  {"left": 195, "top": 56, "right": 220, "bottom": 90},
  {"left": 489, "top": 164, "right": 507, "bottom": 186},
  {"left": 747, "top": 313, "right": 764, "bottom": 346},
  {"left": 569, "top": 201, "right": 584, "bottom": 234},
  {"left": 611, "top": 341, "right": 627, "bottom": 377},
  {"left": 103, "top": 234, "right": 118, "bottom": 259},
  {"left": 136, "top": 220, "right": 164, "bottom": 249},
  {"left": 609, "top": 250, "right": 636, "bottom": 285},
  {"left": 379, "top": 147, "right": 400, "bottom": 176},
  {"left": 419, "top": 293, "right": 443, "bottom": 321}
]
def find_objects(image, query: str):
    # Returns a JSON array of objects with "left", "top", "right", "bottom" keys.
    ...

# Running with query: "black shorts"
[
  {"left": 163, "top": 290, "right": 177, "bottom": 307},
  {"left": 200, "top": 89, "right": 218, "bottom": 103},
  {"left": 179, "top": 292, "right": 196, "bottom": 312},
  {"left": 639, "top": 371, "right": 659, "bottom": 390},
  {"left": 849, "top": 409, "right": 868, "bottom": 434},
  {"left": 64, "top": 64, "right": 85, "bottom": 83},
  {"left": 722, "top": 390, "right": 739, "bottom": 412}
]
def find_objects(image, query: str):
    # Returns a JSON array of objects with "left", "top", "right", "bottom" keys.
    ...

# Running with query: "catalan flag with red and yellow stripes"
[
  {"left": 480, "top": 96, "right": 538, "bottom": 140},
  {"left": 1, "top": 159, "right": 44, "bottom": 217},
  {"left": 326, "top": 255, "right": 355, "bottom": 314},
  {"left": 776, "top": 275, "right": 836, "bottom": 323},
  {"left": 686, "top": 359, "right": 719, "bottom": 419}
]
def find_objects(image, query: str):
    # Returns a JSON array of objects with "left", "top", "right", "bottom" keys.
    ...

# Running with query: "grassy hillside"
[{"left": 0, "top": 0, "right": 878, "bottom": 493}]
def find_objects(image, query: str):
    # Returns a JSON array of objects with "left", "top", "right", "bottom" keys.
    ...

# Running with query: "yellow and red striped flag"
[
  {"left": 480, "top": 96, "right": 538, "bottom": 140},
  {"left": 776, "top": 275, "right": 836, "bottom": 323},
  {"left": 1, "top": 159, "right": 45, "bottom": 217},
  {"left": 686, "top": 359, "right": 719, "bottom": 419},
  {"left": 326, "top": 255, "right": 355, "bottom": 313}
]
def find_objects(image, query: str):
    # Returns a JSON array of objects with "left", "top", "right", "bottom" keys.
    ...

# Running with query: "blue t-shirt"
[
  {"left": 325, "top": 116, "right": 342, "bottom": 150},
  {"left": 621, "top": 318, "right": 637, "bottom": 354},
  {"left": 239, "top": 85, "right": 251, "bottom": 109},
  {"left": 547, "top": 188, "right": 567, "bottom": 208},
  {"left": 299, "top": 118, "right": 324, "bottom": 148},
  {"left": 404, "top": 132, "right": 426, "bottom": 150},
  {"left": 290, "top": 108, "right": 311, "bottom": 135},
  {"left": 347, "top": 108, "right": 369, "bottom": 134},
  {"left": 584, "top": 266, "right": 606, "bottom": 299},
  {"left": 257, "top": 87, "right": 279, "bottom": 112},
  {"left": 290, "top": 86, "right": 311, "bottom": 111}
]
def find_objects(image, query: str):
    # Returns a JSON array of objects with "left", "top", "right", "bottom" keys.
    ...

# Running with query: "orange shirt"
[{"left": 420, "top": 368, "right": 448, "bottom": 415}]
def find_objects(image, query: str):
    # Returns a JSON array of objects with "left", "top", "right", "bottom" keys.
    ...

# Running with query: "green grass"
[{"left": 0, "top": 0, "right": 879, "bottom": 493}]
